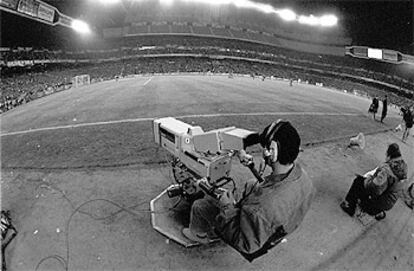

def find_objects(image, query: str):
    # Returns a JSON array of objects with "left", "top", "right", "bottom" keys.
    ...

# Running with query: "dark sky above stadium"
[{"left": 1, "top": 0, "right": 413, "bottom": 53}]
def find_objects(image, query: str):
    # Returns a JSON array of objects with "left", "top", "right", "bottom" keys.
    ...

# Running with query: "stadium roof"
[{"left": 1, "top": 0, "right": 413, "bottom": 53}]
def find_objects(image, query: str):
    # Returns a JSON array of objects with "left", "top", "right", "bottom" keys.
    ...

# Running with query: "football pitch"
[{"left": 1, "top": 75, "right": 413, "bottom": 270}]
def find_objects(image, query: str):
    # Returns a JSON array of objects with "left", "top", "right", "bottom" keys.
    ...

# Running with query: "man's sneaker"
[
  {"left": 374, "top": 211, "right": 386, "bottom": 221},
  {"left": 340, "top": 201, "right": 356, "bottom": 217},
  {"left": 182, "top": 228, "right": 212, "bottom": 244}
]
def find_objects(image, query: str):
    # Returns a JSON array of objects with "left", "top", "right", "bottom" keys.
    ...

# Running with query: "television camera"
[
  {"left": 153, "top": 117, "right": 261, "bottom": 201},
  {"left": 150, "top": 117, "right": 264, "bottom": 246}
]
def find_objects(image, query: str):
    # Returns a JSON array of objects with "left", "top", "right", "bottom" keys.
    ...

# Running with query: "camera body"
[{"left": 153, "top": 117, "right": 258, "bottom": 199}]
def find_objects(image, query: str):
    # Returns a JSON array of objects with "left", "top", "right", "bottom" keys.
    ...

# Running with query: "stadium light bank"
[
  {"left": 71, "top": 19, "right": 92, "bottom": 34},
  {"left": 98, "top": 0, "right": 122, "bottom": 4},
  {"left": 93, "top": 0, "right": 338, "bottom": 27},
  {"left": 0, "top": 0, "right": 92, "bottom": 34},
  {"left": 155, "top": 0, "right": 338, "bottom": 27}
]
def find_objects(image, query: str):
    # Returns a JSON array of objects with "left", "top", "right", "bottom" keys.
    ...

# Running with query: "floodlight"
[
  {"left": 298, "top": 15, "right": 319, "bottom": 26},
  {"left": 261, "top": 5, "right": 274, "bottom": 13},
  {"left": 160, "top": 0, "right": 174, "bottom": 5},
  {"left": 71, "top": 19, "right": 91, "bottom": 34},
  {"left": 98, "top": 0, "right": 120, "bottom": 4},
  {"left": 148, "top": 0, "right": 338, "bottom": 28},
  {"left": 252, "top": 3, "right": 274, "bottom": 13},
  {"left": 278, "top": 9, "right": 296, "bottom": 21},
  {"left": 192, "top": 0, "right": 230, "bottom": 5},
  {"left": 320, "top": 15, "right": 338, "bottom": 27}
]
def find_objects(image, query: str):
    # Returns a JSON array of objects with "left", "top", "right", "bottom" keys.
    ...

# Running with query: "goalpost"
[{"left": 71, "top": 74, "right": 90, "bottom": 88}]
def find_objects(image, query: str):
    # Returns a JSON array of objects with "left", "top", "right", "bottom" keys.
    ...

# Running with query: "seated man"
[
  {"left": 340, "top": 143, "right": 408, "bottom": 220},
  {"left": 182, "top": 120, "right": 315, "bottom": 262}
]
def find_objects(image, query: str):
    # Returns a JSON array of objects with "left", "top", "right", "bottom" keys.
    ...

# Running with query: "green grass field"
[
  {"left": 1, "top": 75, "right": 401, "bottom": 169},
  {"left": 1, "top": 75, "right": 412, "bottom": 271}
]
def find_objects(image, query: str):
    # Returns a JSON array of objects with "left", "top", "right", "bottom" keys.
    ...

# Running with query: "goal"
[{"left": 71, "top": 74, "right": 90, "bottom": 88}]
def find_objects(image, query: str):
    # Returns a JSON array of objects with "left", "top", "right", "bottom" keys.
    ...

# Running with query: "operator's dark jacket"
[
  {"left": 364, "top": 157, "right": 408, "bottom": 211},
  {"left": 215, "top": 163, "right": 315, "bottom": 259}
]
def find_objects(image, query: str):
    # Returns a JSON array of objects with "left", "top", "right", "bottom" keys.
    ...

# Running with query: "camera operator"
[{"left": 182, "top": 120, "right": 315, "bottom": 262}]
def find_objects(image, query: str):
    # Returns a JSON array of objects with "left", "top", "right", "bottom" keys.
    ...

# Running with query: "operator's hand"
[
  {"left": 239, "top": 150, "right": 253, "bottom": 167},
  {"left": 217, "top": 188, "right": 236, "bottom": 207}
]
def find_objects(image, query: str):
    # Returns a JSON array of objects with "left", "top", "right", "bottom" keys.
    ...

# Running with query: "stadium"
[{"left": 1, "top": 0, "right": 414, "bottom": 270}]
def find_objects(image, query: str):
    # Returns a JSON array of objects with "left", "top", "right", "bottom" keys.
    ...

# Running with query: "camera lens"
[{"left": 167, "top": 184, "right": 183, "bottom": 198}]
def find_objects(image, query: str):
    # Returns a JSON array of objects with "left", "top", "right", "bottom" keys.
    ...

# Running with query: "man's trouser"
[
  {"left": 189, "top": 197, "right": 220, "bottom": 235},
  {"left": 345, "top": 175, "right": 383, "bottom": 216},
  {"left": 190, "top": 197, "right": 287, "bottom": 262}
]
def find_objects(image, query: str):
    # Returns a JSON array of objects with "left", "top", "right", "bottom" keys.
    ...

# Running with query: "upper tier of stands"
[
  {"left": 105, "top": 1, "right": 351, "bottom": 56},
  {"left": 104, "top": 21, "right": 347, "bottom": 56},
  {"left": 123, "top": 1, "right": 350, "bottom": 46}
]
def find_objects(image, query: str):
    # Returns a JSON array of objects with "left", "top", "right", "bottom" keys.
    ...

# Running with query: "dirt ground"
[{"left": 1, "top": 75, "right": 413, "bottom": 270}]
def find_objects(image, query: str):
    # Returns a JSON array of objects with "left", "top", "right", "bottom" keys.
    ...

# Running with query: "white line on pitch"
[
  {"left": 0, "top": 117, "right": 154, "bottom": 137},
  {"left": 143, "top": 77, "right": 153, "bottom": 86},
  {"left": 0, "top": 111, "right": 362, "bottom": 137},
  {"left": 177, "top": 112, "right": 360, "bottom": 119}
]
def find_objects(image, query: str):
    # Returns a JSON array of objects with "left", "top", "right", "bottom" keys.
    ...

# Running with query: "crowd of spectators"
[
  {"left": 2, "top": 36, "right": 413, "bottom": 90},
  {"left": 1, "top": 55, "right": 412, "bottom": 114},
  {"left": 1, "top": 64, "right": 76, "bottom": 112},
  {"left": 1, "top": 36, "right": 413, "bottom": 113}
]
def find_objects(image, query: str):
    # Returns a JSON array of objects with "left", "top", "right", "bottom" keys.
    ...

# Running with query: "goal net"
[{"left": 72, "top": 74, "right": 90, "bottom": 88}]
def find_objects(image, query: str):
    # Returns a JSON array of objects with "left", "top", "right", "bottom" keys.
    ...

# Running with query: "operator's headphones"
[{"left": 259, "top": 119, "right": 288, "bottom": 163}]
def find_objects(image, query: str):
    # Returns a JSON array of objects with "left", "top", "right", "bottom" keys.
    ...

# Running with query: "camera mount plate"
[{"left": 150, "top": 185, "right": 219, "bottom": 247}]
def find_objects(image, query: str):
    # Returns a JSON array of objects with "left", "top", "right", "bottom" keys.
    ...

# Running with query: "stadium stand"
[
  {"left": 1, "top": 36, "right": 412, "bottom": 82},
  {"left": 170, "top": 23, "right": 192, "bottom": 34},
  {"left": 192, "top": 25, "right": 212, "bottom": 35},
  {"left": 211, "top": 27, "right": 232, "bottom": 37},
  {"left": 129, "top": 23, "right": 150, "bottom": 35},
  {"left": 1, "top": 48, "right": 413, "bottom": 114},
  {"left": 119, "top": 0, "right": 352, "bottom": 54},
  {"left": 103, "top": 27, "right": 124, "bottom": 39},
  {"left": 107, "top": 21, "right": 348, "bottom": 56},
  {"left": 1, "top": 31, "right": 413, "bottom": 114},
  {"left": 229, "top": 29, "right": 250, "bottom": 40},
  {"left": 149, "top": 22, "right": 170, "bottom": 34}
]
